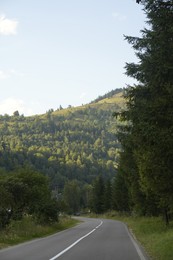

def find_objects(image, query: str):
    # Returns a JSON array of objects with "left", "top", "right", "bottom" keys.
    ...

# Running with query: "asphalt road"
[{"left": 0, "top": 217, "right": 149, "bottom": 260}]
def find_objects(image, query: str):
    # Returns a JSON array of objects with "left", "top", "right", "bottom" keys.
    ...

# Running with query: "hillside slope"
[{"left": 0, "top": 89, "right": 124, "bottom": 190}]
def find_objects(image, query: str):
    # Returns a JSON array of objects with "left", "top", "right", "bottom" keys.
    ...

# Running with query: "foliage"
[
  {"left": 111, "top": 171, "right": 130, "bottom": 212},
  {"left": 0, "top": 168, "right": 59, "bottom": 228},
  {"left": 0, "top": 90, "right": 125, "bottom": 226},
  {"left": 0, "top": 90, "right": 123, "bottom": 192},
  {"left": 0, "top": 187, "right": 13, "bottom": 228},
  {"left": 0, "top": 216, "right": 79, "bottom": 249},
  {"left": 117, "top": 0, "right": 173, "bottom": 224},
  {"left": 35, "top": 198, "right": 59, "bottom": 224},
  {"left": 60, "top": 175, "right": 113, "bottom": 215},
  {"left": 63, "top": 180, "right": 81, "bottom": 214},
  {"left": 90, "top": 176, "right": 105, "bottom": 214}
]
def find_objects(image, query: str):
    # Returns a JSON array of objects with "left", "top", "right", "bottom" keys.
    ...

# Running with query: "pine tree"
[
  {"left": 119, "top": 0, "right": 173, "bottom": 224},
  {"left": 91, "top": 176, "right": 105, "bottom": 214}
]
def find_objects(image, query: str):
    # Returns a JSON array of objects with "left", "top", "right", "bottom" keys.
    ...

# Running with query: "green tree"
[
  {"left": 81, "top": 184, "right": 93, "bottom": 210},
  {"left": 0, "top": 168, "right": 59, "bottom": 226},
  {"left": 91, "top": 176, "right": 105, "bottom": 214},
  {"left": 0, "top": 186, "right": 13, "bottom": 229},
  {"left": 104, "top": 179, "right": 112, "bottom": 211},
  {"left": 112, "top": 171, "right": 129, "bottom": 213},
  {"left": 119, "top": 0, "right": 173, "bottom": 224},
  {"left": 63, "top": 180, "right": 81, "bottom": 214},
  {"left": 13, "top": 110, "right": 20, "bottom": 117}
]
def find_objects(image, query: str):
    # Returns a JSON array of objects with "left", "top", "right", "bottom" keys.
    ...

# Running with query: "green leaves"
[
  {"left": 63, "top": 180, "right": 81, "bottom": 214},
  {"left": 0, "top": 168, "right": 59, "bottom": 228},
  {"left": 0, "top": 90, "right": 124, "bottom": 190},
  {"left": 117, "top": 0, "right": 173, "bottom": 223}
]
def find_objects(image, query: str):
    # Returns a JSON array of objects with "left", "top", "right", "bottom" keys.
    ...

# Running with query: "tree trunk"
[{"left": 164, "top": 208, "right": 169, "bottom": 226}]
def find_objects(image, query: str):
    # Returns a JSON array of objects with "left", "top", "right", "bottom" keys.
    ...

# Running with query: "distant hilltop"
[{"left": 90, "top": 88, "right": 123, "bottom": 104}]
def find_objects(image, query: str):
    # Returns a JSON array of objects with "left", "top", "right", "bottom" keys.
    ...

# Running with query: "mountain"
[{"left": 0, "top": 89, "right": 124, "bottom": 190}]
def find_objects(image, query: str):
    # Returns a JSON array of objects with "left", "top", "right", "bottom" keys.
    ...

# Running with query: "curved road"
[{"left": 0, "top": 217, "right": 149, "bottom": 260}]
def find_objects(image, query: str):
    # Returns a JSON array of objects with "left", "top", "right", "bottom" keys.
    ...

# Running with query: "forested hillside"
[{"left": 0, "top": 89, "right": 124, "bottom": 191}]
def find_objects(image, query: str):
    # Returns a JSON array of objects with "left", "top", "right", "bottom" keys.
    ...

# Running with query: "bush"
[{"left": 35, "top": 198, "right": 59, "bottom": 224}]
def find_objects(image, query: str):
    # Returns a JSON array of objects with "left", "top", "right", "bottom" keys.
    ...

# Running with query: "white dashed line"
[{"left": 49, "top": 220, "right": 103, "bottom": 260}]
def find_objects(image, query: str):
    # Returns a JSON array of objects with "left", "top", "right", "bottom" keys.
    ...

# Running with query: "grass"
[
  {"left": 0, "top": 215, "right": 79, "bottom": 249},
  {"left": 88, "top": 212, "right": 173, "bottom": 260},
  {"left": 120, "top": 216, "right": 173, "bottom": 260}
]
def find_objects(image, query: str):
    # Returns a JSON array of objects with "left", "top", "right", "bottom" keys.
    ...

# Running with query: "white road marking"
[{"left": 49, "top": 220, "right": 103, "bottom": 260}]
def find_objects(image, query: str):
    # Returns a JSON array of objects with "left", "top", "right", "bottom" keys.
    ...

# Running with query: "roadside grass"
[
  {"left": 0, "top": 215, "right": 79, "bottom": 249},
  {"left": 119, "top": 215, "right": 173, "bottom": 260},
  {"left": 89, "top": 212, "right": 173, "bottom": 260}
]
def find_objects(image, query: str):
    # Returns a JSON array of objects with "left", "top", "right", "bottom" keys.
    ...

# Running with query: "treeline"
[
  {"left": 0, "top": 169, "right": 124, "bottom": 229},
  {"left": 60, "top": 176, "right": 128, "bottom": 215},
  {"left": 114, "top": 0, "right": 173, "bottom": 224}
]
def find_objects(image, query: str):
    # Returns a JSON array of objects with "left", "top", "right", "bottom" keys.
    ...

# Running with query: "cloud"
[
  {"left": 0, "top": 97, "right": 34, "bottom": 116},
  {"left": 112, "top": 12, "right": 127, "bottom": 21},
  {"left": 0, "top": 70, "right": 9, "bottom": 80},
  {"left": 0, "top": 69, "right": 24, "bottom": 80},
  {"left": 0, "top": 15, "right": 18, "bottom": 35}
]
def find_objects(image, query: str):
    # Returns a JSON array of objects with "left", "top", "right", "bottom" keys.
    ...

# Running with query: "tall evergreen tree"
[
  {"left": 91, "top": 176, "right": 105, "bottom": 214},
  {"left": 119, "top": 0, "right": 173, "bottom": 224},
  {"left": 63, "top": 180, "right": 81, "bottom": 214},
  {"left": 104, "top": 179, "right": 112, "bottom": 211}
]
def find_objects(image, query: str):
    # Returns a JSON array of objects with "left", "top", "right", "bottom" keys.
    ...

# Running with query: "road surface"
[{"left": 0, "top": 217, "right": 149, "bottom": 260}]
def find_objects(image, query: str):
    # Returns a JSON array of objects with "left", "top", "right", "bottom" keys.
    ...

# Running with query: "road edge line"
[{"left": 123, "top": 223, "right": 149, "bottom": 260}]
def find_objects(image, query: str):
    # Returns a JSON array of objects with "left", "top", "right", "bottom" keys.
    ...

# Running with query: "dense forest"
[
  {"left": 0, "top": 90, "right": 123, "bottom": 185},
  {"left": 0, "top": 89, "right": 125, "bottom": 226}
]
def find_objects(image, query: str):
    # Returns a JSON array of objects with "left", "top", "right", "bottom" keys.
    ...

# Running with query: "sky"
[{"left": 0, "top": 0, "right": 146, "bottom": 116}]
